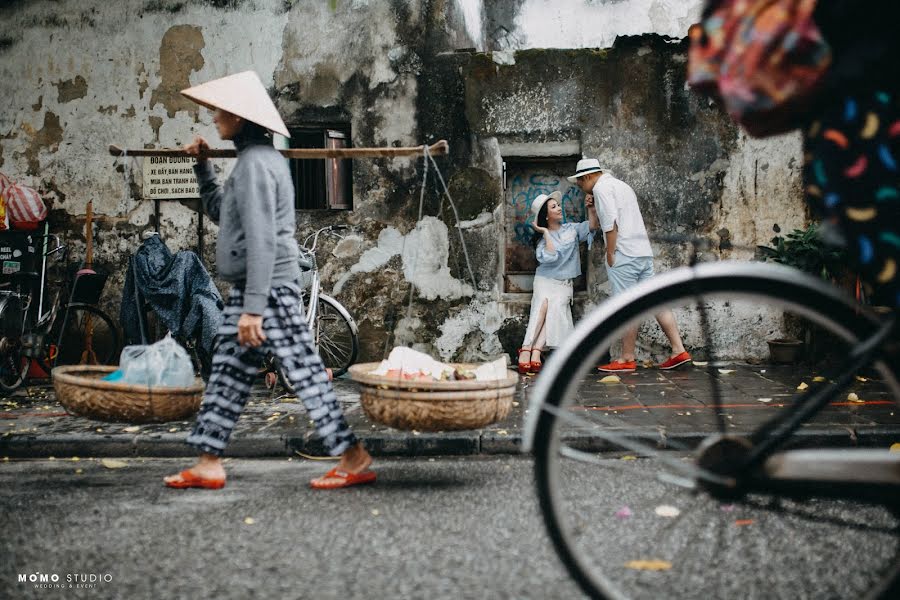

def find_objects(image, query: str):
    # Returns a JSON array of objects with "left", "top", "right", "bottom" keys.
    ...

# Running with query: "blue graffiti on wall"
[{"left": 508, "top": 173, "right": 585, "bottom": 246}]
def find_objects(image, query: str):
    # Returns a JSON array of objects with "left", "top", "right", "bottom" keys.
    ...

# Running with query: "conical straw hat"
[{"left": 181, "top": 71, "right": 290, "bottom": 138}]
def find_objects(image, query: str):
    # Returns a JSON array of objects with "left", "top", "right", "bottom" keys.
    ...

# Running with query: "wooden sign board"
[{"left": 142, "top": 156, "right": 200, "bottom": 199}]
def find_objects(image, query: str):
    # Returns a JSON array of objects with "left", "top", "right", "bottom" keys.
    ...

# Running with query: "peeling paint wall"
[{"left": 0, "top": 0, "right": 806, "bottom": 363}]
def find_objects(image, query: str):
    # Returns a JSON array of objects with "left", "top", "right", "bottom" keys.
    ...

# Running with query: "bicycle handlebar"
[{"left": 303, "top": 224, "right": 354, "bottom": 252}]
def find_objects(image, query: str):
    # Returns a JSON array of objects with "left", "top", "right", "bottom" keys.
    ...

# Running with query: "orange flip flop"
[
  {"left": 310, "top": 468, "right": 376, "bottom": 490},
  {"left": 164, "top": 469, "right": 226, "bottom": 490}
]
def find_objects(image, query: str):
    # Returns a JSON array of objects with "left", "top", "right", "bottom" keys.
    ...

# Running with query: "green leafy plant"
[{"left": 757, "top": 223, "right": 847, "bottom": 281}]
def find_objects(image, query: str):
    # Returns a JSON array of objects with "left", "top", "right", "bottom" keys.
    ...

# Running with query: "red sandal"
[
  {"left": 529, "top": 348, "right": 544, "bottom": 373},
  {"left": 310, "top": 468, "right": 377, "bottom": 490},
  {"left": 164, "top": 469, "right": 226, "bottom": 490},
  {"left": 516, "top": 348, "right": 532, "bottom": 374}
]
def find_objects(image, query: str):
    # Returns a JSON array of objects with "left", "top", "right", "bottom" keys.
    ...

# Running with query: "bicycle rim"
[
  {"left": 0, "top": 338, "right": 30, "bottom": 393},
  {"left": 531, "top": 263, "right": 900, "bottom": 600},
  {"left": 53, "top": 304, "right": 120, "bottom": 367},
  {"left": 313, "top": 295, "right": 358, "bottom": 377}
]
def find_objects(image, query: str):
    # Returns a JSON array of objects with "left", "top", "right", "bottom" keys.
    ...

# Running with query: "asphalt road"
[{"left": 2, "top": 456, "right": 898, "bottom": 599}]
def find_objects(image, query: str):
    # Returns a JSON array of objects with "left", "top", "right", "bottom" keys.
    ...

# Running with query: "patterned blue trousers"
[{"left": 186, "top": 283, "right": 358, "bottom": 457}]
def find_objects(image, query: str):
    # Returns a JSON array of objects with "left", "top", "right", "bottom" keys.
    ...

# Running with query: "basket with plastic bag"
[{"left": 53, "top": 334, "right": 204, "bottom": 423}]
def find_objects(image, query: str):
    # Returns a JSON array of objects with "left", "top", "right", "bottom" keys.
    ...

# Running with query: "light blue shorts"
[{"left": 606, "top": 251, "right": 655, "bottom": 295}]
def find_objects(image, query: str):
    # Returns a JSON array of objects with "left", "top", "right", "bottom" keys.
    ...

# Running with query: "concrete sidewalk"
[{"left": 1, "top": 363, "right": 898, "bottom": 458}]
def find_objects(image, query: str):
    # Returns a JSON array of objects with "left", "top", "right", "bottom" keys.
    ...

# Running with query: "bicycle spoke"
[{"left": 543, "top": 403, "right": 732, "bottom": 486}]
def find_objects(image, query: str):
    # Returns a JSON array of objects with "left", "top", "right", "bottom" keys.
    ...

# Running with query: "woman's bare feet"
[
  {"left": 164, "top": 453, "right": 226, "bottom": 487},
  {"left": 310, "top": 442, "right": 373, "bottom": 488}
]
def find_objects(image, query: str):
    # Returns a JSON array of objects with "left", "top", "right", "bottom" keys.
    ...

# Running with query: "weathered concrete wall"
[
  {"left": 418, "top": 37, "right": 806, "bottom": 362},
  {"left": 0, "top": 0, "right": 806, "bottom": 364}
]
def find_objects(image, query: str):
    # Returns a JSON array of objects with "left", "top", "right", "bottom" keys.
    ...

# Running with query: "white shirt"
[{"left": 592, "top": 173, "right": 653, "bottom": 258}]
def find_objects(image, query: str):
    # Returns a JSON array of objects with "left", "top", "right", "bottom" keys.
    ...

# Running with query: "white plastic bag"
[{"left": 119, "top": 334, "right": 195, "bottom": 387}]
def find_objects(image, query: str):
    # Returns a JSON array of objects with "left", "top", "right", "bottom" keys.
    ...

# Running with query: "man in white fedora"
[
  {"left": 568, "top": 158, "right": 691, "bottom": 372},
  {"left": 163, "top": 71, "right": 375, "bottom": 490}
]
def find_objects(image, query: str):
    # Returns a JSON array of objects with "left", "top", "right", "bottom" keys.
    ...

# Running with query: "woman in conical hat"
[{"left": 163, "top": 71, "right": 375, "bottom": 490}]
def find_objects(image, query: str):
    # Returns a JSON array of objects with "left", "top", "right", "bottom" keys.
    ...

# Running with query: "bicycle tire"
[
  {"left": 279, "top": 293, "right": 359, "bottom": 392},
  {"left": 0, "top": 339, "right": 30, "bottom": 393},
  {"left": 528, "top": 261, "right": 900, "bottom": 600},
  {"left": 52, "top": 303, "right": 120, "bottom": 368}
]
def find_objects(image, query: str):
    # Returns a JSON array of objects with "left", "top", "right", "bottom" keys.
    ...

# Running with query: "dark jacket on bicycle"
[{"left": 193, "top": 126, "right": 301, "bottom": 315}]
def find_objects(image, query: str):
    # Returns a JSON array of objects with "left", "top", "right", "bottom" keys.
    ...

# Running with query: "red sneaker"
[
  {"left": 597, "top": 360, "right": 637, "bottom": 373},
  {"left": 659, "top": 351, "right": 692, "bottom": 370}
]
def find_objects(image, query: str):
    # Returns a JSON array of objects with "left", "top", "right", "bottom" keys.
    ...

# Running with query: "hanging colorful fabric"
[
  {"left": 688, "top": 0, "right": 832, "bottom": 137},
  {"left": 0, "top": 173, "right": 11, "bottom": 231},
  {"left": 0, "top": 173, "right": 47, "bottom": 231}
]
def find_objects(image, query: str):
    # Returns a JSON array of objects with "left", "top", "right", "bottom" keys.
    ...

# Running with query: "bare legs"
[
  {"left": 618, "top": 309, "right": 686, "bottom": 362},
  {"left": 520, "top": 299, "right": 549, "bottom": 369}
]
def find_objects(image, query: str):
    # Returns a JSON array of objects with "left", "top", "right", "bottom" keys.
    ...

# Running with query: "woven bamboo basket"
[
  {"left": 53, "top": 365, "right": 204, "bottom": 423},
  {"left": 348, "top": 362, "right": 517, "bottom": 432}
]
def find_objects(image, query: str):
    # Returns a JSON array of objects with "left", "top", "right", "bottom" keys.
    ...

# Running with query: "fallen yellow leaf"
[
  {"left": 856, "top": 376, "right": 868, "bottom": 382},
  {"left": 848, "top": 393, "right": 863, "bottom": 403},
  {"left": 100, "top": 459, "right": 127, "bottom": 469},
  {"left": 625, "top": 560, "right": 672, "bottom": 571},
  {"left": 797, "top": 382, "right": 809, "bottom": 390},
  {"left": 890, "top": 443, "right": 900, "bottom": 453},
  {"left": 168, "top": 428, "right": 178, "bottom": 433},
  {"left": 599, "top": 375, "right": 621, "bottom": 384},
  {"left": 693, "top": 361, "right": 708, "bottom": 367},
  {"left": 812, "top": 376, "right": 826, "bottom": 382},
  {"left": 757, "top": 398, "right": 773, "bottom": 403},
  {"left": 621, "top": 455, "right": 637, "bottom": 461},
  {"left": 718, "top": 369, "right": 735, "bottom": 375},
  {"left": 371, "top": 509, "right": 380, "bottom": 516},
  {"left": 655, "top": 505, "right": 680, "bottom": 518},
  {"left": 244, "top": 517, "right": 255, "bottom": 525},
  {"left": 123, "top": 426, "right": 140, "bottom": 433}
]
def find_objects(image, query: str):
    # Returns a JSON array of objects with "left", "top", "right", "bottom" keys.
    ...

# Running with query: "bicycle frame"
[
  {"left": 523, "top": 261, "right": 900, "bottom": 503},
  {"left": 299, "top": 225, "right": 349, "bottom": 328}
]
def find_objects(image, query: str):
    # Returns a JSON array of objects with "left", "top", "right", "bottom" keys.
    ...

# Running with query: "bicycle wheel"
[
  {"left": 279, "top": 293, "right": 358, "bottom": 392},
  {"left": 53, "top": 303, "right": 120, "bottom": 367},
  {"left": 528, "top": 261, "right": 900, "bottom": 600},
  {"left": 0, "top": 337, "right": 30, "bottom": 393},
  {"left": 313, "top": 294, "right": 358, "bottom": 377}
]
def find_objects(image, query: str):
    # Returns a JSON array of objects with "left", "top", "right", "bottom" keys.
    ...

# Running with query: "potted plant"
[{"left": 757, "top": 223, "right": 849, "bottom": 363}]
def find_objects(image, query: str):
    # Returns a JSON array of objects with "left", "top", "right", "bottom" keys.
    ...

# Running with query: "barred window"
[{"left": 288, "top": 127, "right": 353, "bottom": 210}]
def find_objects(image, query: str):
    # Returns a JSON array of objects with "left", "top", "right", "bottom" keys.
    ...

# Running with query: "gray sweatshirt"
[{"left": 193, "top": 134, "right": 300, "bottom": 314}]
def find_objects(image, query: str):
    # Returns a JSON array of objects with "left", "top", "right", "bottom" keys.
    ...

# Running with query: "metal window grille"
[{"left": 288, "top": 127, "right": 353, "bottom": 210}]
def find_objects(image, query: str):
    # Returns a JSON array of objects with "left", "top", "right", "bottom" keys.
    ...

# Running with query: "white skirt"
[{"left": 522, "top": 275, "right": 574, "bottom": 349}]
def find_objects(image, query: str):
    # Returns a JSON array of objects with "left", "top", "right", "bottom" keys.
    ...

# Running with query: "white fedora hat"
[
  {"left": 567, "top": 158, "right": 605, "bottom": 182},
  {"left": 531, "top": 190, "right": 562, "bottom": 219},
  {"left": 181, "top": 71, "right": 290, "bottom": 138}
]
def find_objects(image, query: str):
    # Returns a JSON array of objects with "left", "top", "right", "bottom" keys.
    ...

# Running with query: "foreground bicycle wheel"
[{"left": 528, "top": 262, "right": 900, "bottom": 599}]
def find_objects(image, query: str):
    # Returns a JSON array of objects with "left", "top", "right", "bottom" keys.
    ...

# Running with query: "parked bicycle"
[
  {"left": 523, "top": 238, "right": 899, "bottom": 599},
  {"left": 0, "top": 230, "right": 119, "bottom": 393},
  {"left": 275, "top": 224, "right": 359, "bottom": 392}
]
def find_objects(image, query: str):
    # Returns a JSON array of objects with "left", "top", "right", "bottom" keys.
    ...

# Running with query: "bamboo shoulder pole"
[{"left": 109, "top": 140, "right": 449, "bottom": 160}]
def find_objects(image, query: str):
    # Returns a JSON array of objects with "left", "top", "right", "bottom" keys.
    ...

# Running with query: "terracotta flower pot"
[{"left": 767, "top": 338, "right": 804, "bottom": 364}]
